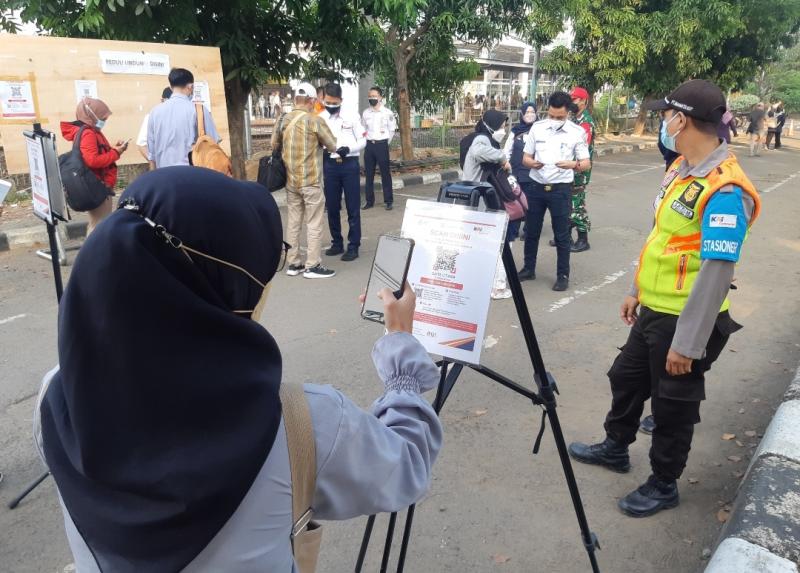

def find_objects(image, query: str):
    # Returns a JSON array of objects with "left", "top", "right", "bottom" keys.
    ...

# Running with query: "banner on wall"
[{"left": 99, "top": 51, "right": 170, "bottom": 75}]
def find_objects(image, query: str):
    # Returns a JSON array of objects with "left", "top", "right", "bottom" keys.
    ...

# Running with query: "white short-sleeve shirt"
[{"left": 523, "top": 119, "right": 590, "bottom": 184}]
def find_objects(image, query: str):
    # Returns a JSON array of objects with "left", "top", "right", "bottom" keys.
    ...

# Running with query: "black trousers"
[
  {"left": 522, "top": 181, "right": 571, "bottom": 277},
  {"left": 323, "top": 156, "right": 361, "bottom": 251},
  {"left": 364, "top": 140, "right": 393, "bottom": 205},
  {"left": 604, "top": 307, "right": 736, "bottom": 481}
]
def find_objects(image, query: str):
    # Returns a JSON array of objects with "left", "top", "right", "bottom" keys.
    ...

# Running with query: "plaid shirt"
[{"left": 271, "top": 109, "right": 337, "bottom": 189}]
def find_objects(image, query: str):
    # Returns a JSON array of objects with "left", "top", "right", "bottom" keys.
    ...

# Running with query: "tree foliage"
[
  {"left": 9, "top": 0, "right": 376, "bottom": 177},
  {"left": 544, "top": 0, "right": 800, "bottom": 99}
]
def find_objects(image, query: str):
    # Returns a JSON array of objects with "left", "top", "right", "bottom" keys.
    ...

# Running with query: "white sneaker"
[
  {"left": 286, "top": 264, "right": 304, "bottom": 277},
  {"left": 304, "top": 264, "right": 336, "bottom": 279}
]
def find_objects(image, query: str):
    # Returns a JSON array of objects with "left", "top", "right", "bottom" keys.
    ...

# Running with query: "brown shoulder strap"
[
  {"left": 280, "top": 382, "right": 316, "bottom": 536},
  {"left": 195, "top": 103, "right": 206, "bottom": 138}
]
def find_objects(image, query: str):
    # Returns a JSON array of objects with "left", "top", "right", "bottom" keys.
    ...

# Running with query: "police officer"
[
  {"left": 519, "top": 91, "right": 591, "bottom": 292},
  {"left": 362, "top": 86, "right": 397, "bottom": 210},
  {"left": 320, "top": 83, "right": 367, "bottom": 262},
  {"left": 568, "top": 80, "right": 761, "bottom": 518}
]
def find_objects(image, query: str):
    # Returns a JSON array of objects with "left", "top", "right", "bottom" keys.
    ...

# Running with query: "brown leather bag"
[
  {"left": 190, "top": 103, "right": 231, "bottom": 174},
  {"left": 280, "top": 382, "right": 323, "bottom": 573}
]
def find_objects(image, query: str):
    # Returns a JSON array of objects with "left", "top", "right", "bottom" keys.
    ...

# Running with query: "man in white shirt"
[
  {"left": 361, "top": 86, "right": 397, "bottom": 210},
  {"left": 320, "top": 83, "right": 367, "bottom": 261},
  {"left": 520, "top": 91, "right": 591, "bottom": 291},
  {"left": 136, "top": 87, "right": 172, "bottom": 170}
]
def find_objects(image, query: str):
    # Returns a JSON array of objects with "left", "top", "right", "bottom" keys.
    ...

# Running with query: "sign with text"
[
  {"left": 99, "top": 51, "right": 170, "bottom": 75},
  {"left": 192, "top": 81, "right": 211, "bottom": 111},
  {"left": 401, "top": 200, "right": 508, "bottom": 365},
  {"left": 74, "top": 79, "right": 98, "bottom": 103},
  {"left": 25, "top": 134, "right": 51, "bottom": 224},
  {"left": 0, "top": 80, "right": 36, "bottom": 119}
]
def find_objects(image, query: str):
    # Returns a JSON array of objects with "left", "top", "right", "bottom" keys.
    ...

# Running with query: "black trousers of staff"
[{"left": 364, "top": 140, "right": 393, "bottom": 207}]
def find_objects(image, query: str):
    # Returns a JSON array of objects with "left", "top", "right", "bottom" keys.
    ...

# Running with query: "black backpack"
[{"left": 59, "top": 126, "right": 112, "bottom": 212}]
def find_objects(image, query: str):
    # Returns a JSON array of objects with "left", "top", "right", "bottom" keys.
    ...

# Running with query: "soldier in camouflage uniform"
[{"left": 570, "top": 87, "right": 595, "bottom": 252}]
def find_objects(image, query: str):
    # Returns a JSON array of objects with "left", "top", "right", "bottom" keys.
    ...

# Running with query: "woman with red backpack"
[{"left": 61, "top": 98, "right": 128, "bottom": 232}]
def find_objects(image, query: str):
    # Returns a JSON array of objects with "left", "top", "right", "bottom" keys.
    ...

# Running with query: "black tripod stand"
[{"left": 355, "top": 184, "right": 601, "bottom": 572}]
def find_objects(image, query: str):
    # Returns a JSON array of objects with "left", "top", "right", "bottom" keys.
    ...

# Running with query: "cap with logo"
[
  {"left": 646, "top": 79, "right": 726, "bottom": 124},
  {"left": 571, "top": 87, "right": 590, "bottom": 101},
  {"left": 294, "top": 82, "right": 317, "bottom": 98}
]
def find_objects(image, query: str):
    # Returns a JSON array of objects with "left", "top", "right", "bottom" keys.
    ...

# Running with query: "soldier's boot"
[
  {"left": 571, "top": 231, "right": 590, "bottom": 252},
  {"left": 618, "top": 475, "right": 679, "bottom": 518},
  {"left": 568, "top": 436, "right": 631, "bottom": 473}
]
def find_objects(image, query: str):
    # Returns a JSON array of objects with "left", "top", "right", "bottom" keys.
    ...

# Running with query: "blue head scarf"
[{"left": 41, "top": 166, "right": 285, "bottom": 572}]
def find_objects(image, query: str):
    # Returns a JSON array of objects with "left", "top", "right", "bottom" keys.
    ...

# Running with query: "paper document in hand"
[{"left": 401, "top": 200, "right": 507, "bottom": 365}]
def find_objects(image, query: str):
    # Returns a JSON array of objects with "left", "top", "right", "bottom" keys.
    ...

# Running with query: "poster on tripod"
[
  {"left": 25, "top": 134, "right": 52, "bottom": 224},
  {"left": 402, "top": 200, "right": 508, "bottom": 365}
]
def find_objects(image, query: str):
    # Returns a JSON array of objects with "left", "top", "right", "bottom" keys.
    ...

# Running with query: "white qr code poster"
[{"left": 401, "top": 199, "right": 507, "bottom": 365}]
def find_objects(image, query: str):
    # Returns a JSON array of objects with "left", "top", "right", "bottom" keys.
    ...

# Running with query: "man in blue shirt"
[{"left": 147, "top": 68, "right": 221, "bottom": 169}]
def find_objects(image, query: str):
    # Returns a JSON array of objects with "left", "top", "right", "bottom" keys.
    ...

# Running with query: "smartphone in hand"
[{"left": 361, "top": 234, "right": 415, "bottom": 324}]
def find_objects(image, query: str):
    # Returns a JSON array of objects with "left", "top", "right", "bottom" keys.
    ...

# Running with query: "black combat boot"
[
  {"left": 568, "top": 436, "right": 631, "bottom": 473},
  {"left": 571, "top": 231, "right": 590, "bottom": 252},
  {"left": 618, "top": 475, "right": 679, "bottom": 518},
  {"left": 639, "top": 414, "right": 656, "bottom": 435}
]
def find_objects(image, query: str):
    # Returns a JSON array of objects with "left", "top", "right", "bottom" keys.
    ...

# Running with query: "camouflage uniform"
[{"left": 571, "top": 108, "right": 596, "bottom": 233}]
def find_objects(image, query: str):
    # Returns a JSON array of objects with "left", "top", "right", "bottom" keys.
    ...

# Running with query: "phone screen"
[{"left": 362, "top": 235, "right": 415, "bottom": 323}]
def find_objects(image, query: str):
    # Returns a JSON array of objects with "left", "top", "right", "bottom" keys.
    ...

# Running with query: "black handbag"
[
  {"left": 257, "top": 153, "right": 287, "bottom": 193},
  {"left": 59, "top": 126, "right": 112, "bottom": 212},
  {"left": 258, "top": 112, "right": 306, "bottom": 192}
]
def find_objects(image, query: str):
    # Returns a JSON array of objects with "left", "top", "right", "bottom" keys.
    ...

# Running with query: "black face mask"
[
  {"left": 325, "top": 105, "right": 341, "bottom": 115},
  {"left": 369, "top": 98, "right": 380, "bottom": 107}
]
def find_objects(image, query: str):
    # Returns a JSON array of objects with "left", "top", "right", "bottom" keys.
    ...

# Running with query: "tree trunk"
[
  {"left": 393, "top": 46, "right": 414, "bottom": 161},
  {"left": 224, "top": 77, "right": 247, "bottom": 180},
  {"left": 633, "top": 93, "right": 654, "bottom": 136}
]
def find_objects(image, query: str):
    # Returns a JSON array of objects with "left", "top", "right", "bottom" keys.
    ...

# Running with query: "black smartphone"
[{"left": 361, "top": 234, "right": 415, "bottom": 324}]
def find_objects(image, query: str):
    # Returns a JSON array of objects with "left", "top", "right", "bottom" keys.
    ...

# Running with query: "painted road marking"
[
  {"left": 396, "top": 192, "right": 436, "bottom": 200},
  {"left": 603, "top": 165, "right": 662, "bottom": 181},
  {"left": 595, "top": 161, "right": 659, "bottom": 167},
  {"left": 762, "top": 169, "right": 800, "bottom": 194},
  {"left": 547, "top": 264, "right": 636, "bottom": 313},
  {"left": 0, "top": 314, "right": 27, "bottom": 326}
]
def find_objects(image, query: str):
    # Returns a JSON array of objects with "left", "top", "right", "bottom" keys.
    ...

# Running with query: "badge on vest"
[
  {"left": 671, "top": 181, "right": 704, "bottom": 219},
  {"left": 660, "top": 168, "right": 679, "bottom": 191}
]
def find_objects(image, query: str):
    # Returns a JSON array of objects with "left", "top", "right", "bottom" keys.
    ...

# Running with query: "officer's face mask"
[
  {"left": 660, "top": 112, "right": 684, "bottom": 152},
  {"left": 324, "top": 103, "right": 341, "bottom": 115},
  {"left": 368, "top": 98, "right": 380, "bottom": 107}
]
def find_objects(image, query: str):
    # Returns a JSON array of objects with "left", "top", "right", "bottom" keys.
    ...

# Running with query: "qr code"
[
  {"left": 414, "top": 287, "right": 424, "bottom": 298},
  {"left": 433, "top": 247, "right": 458, "bottom": 274}
]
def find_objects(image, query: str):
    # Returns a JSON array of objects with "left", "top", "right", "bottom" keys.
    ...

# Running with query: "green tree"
[
  {"left": 361, "top": 0, "right": 529, "bottom": 160},
  {"left": 544, "top": 0, "right": 800, "bottom": 134},
  {"left": 9, "top": 0, "right": 375, "bottom": 178}
]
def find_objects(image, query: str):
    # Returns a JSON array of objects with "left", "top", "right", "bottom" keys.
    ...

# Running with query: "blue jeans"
[
  {"left": 522, "top": 181, "right": 572, "bottom": 277},
  {"left": 324, "top": 156, "right": 362, "bottom": 251}
]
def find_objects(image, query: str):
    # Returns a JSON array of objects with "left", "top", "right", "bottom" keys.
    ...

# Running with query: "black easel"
[
  {"left": 8, "top": 123, "right": 66, "bottom": 510},
  {"left": 355, "top": 184, "right": 601, "bottom": 572}
]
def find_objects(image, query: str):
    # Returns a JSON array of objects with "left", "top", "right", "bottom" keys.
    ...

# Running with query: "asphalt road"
[{"left": 2, "top": 143, "right": 799, "bottom": 573}]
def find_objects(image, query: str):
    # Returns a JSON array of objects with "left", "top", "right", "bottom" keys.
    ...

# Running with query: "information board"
[{"left": 401, "top": 200, "right": 508, "bottom": 365}]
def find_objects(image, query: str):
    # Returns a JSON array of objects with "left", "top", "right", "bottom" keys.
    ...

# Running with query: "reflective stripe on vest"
[{"left": 635, "top": 154, "right": 761, "bottom": 316}]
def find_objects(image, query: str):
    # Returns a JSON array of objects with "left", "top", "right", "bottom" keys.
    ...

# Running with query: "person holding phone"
[
  {"left": 34, "top": 167, "right": 442, "bottom": 572},
  {"left": 519, "top": 91, "right": 591, "bottom": 292},
  {"left": 60, "top": 97, "right": 127, "bottom": 232}
]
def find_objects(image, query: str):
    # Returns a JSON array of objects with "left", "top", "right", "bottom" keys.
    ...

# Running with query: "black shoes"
[
  {"left": 571, "top": 231, "right": 590, "bottom": 252},
  {"left": 568, "top": 436, "right": 631, "bottom": 473},
  {"left": 553, "top": 275, "right": 569, "bottom": 291},
  {"left": 385, "top": 203, "right": 393, "bottom": 211},
  {"left": 341, "top": 249, "right": 359, "bottom": 262},
  {"left": 361, "top": 202, "right": 374, "bottom": 210},
  {"left": 639, "top": 415, "right": 656, "bottom": 435},
  {"left": 325, "top": 245, "right": 344, "bottom": 256},
  {"left": 285, "top": 264, "right": 304, "bottom": 277},
  {"left": 518, "top": 267, "right": 536, "bottom": 281},
  {"left": 303, "top": 264, "right": 336, "bottom": 279},
  {"left": 549, "top": 238, "right": 557, "bottom": 247},
  {"left": 618, "top": 475, "right": 679, "bottom": 518}
]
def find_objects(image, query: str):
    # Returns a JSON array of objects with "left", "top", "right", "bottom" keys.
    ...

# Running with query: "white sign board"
[
  {"left": 74, "top": 79, "right": 99, "bottom": 103},
  {"left": 0, "top": 80, "right": 36, "bottom": 119},
  {"left": 192, "top": 81, "right": 211, "bottom": 111},
  {"left": 402, "top": 200, "right": 508, "bottom": 365},
  {"left": 26, "top": 135, "right": 52, "bottom": 224},
  {"left": 99, "top": 51, "right": 170, "bottom": 75}
]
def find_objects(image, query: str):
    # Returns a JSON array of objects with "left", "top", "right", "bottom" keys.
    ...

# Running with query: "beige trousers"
[{"left": 285, "top": 184, "right": 325, "bottom": 269}]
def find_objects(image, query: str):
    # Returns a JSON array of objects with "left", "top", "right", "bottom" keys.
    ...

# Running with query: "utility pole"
[{"left": 529, "top": 44, "right": 540, "bottom": 103}]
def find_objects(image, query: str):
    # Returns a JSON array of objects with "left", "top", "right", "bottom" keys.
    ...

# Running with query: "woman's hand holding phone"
[{"left": 360, "top": 281, "right": 416, "bottom": 334}]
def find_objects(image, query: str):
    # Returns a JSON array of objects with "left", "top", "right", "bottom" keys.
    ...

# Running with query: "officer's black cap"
[{"left": 647, "top": 79, "right": 726, "bottom": 124}]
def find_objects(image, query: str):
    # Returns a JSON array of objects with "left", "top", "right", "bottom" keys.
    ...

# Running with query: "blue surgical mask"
[
  {"left": 94, "top": 119, "right": 106, "bottom": 130},
  {"left": 660, "top": 113, "right": 682, "bottom": 152}
]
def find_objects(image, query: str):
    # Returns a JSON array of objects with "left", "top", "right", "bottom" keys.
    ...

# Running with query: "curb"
[
  {"left": 1, "top": 143, "right": 655, "bottom": 251},
  {"left": 705, "top": 364, "right": 800, "bottom": 572}
]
